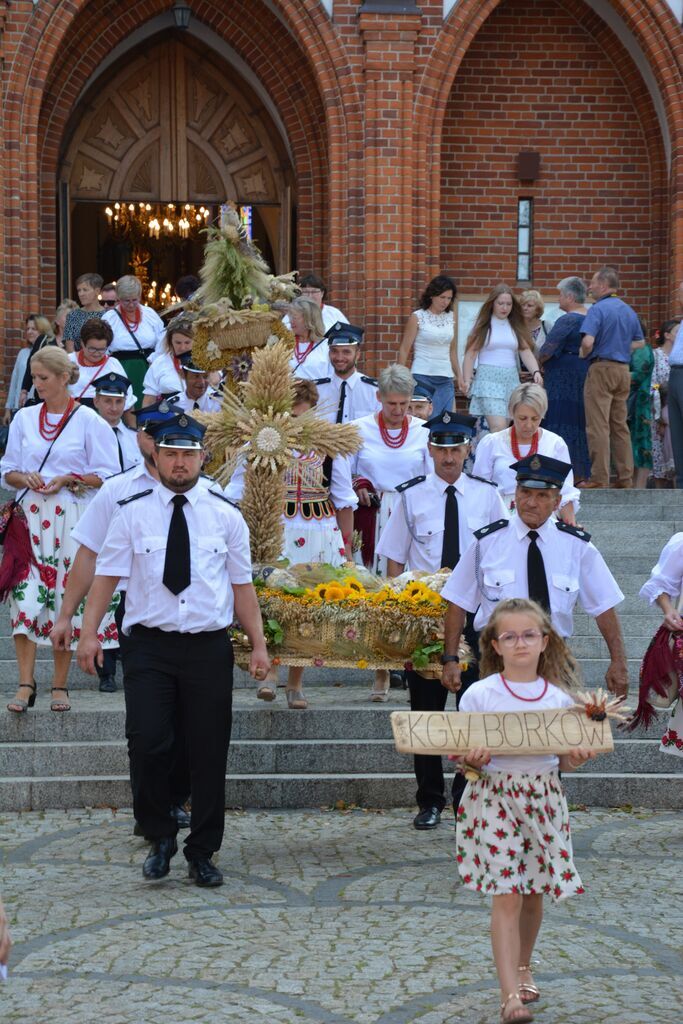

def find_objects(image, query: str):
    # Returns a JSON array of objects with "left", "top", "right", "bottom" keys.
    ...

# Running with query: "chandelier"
[{"left": 105, "top": 201, "right": 211, "bottom": 239}]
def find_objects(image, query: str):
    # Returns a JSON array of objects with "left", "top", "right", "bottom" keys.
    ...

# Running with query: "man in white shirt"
[
  {"left": 175, "top": 356, "right": 221, "bottom": 413},
  {"left": 313, "top": 323, "right": 381, "bottom": 424},
  {"left": 376, "top": 411, "right": 508, "bottom": 829},
  {"left": 76, "top": 414, "right": 269, "bottom": 887},
  {"left": 440, "top": 453, "right": 628, "bottom": 698},
  {"left": 93, "top": 373, "right": 142, "bottom": 474}
]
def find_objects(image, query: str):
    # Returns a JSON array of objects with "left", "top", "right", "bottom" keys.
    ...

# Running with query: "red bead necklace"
[
  {"left": 378, "top": 411, "right": 409, "bottom": 448},
  {"left": 500, "top": 674, "right": 548, "bottom": 702},
  {"left": 38, "top": 397, "right": 75, "bottom": 440},
  {"left": 118, "top": 303, "right": 141, "bottom": 331},
  {"left": 294, "top": 337, "right": 315, "bottom": 367},
  {"left": 510, "top": 426, "right": 539, "bottom": 461}
]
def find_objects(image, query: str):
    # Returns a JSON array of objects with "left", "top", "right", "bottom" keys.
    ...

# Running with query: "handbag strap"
[
  {"left": 115, "top": 310, "right": 144, "bottom": 353},
  {"left": 15, "top": 405, "right": 81, "bottom": 506}
]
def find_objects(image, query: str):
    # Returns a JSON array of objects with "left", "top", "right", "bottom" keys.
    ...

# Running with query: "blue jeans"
[{"left": 412, "top": 374, "right": 455, "bottom": 419}]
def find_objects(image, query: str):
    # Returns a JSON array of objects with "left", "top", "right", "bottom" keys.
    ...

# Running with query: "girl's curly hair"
[{"left": 478, "top": 598, "right": 580, "bottom": 692}]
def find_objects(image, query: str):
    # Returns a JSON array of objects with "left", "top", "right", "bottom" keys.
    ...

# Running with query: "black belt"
[
  {"left": 116, "top": 349, "right": 154, "bottom": 361},
  {"left": 129, "top": 625, "right": 228, "bottom": 639}
]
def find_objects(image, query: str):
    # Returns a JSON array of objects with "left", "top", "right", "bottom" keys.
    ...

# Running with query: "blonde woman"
[
  {"left": 287, "top": 297, "right": 330, "bottom": 380},
  {"left": 462, "top": 284, "right": 542, "bottom": 432},
  {"left": 142, "top": 312, "right": 196, "bottom": 404},
  {"left": 1, "top": 346, "right": 120, "bottom": 713},
  {"left": 18, "top": 315, "right": 56, "bottom": 406}
]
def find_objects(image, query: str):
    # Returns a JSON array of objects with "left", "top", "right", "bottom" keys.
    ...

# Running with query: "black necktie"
[
  {"left": 163, "top": 495, "right": 191, "bottom": 595},
  {"left": 193, "top": 400, "right": 200, "bottom": 411},
  {"left": 335, "top": 380, "right": 347, "bottom": 423},
  {"left": 441, "top": 484, "right": 460, "bottom": 570},
  {"left": 527, "top": 530, "right": 550, "bottom": 613},
  {"left": 114, "top": 427, "right": 124, "bottom": 471}
]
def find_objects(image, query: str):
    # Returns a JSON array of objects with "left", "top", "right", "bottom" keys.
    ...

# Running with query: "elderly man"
[
  {"left": 376, "top": 411, "right": 507, "bottom": 829},
  {"left": 579, "top": 266, "right": 644, "bottom": 488},
  {"left": 440, "top": 453, "right": 628, "bottom": 699}
]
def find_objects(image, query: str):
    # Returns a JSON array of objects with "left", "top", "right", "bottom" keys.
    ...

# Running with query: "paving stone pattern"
[{"left": 0, "top": 807, "right": 680, "bottom": 1023}]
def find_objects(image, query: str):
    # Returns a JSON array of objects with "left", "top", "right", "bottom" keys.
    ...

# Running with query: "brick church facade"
[{"left": 0, "top": 0, "right": 682, "bottom": 379}]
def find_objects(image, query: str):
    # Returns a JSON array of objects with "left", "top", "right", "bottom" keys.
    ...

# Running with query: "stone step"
[
  {"left": 0, "top": 736, "right": 671, "bottom": 777},
  {"left": 580, "top": 504, "right": 682, "bottom": 521},
  {"left": 577, "top": 489, "right": 683, "bottom": 505},
  {"left": 1, "top": 770, "right": 681, "bottom": 812},
  {"left": 569, "top": 635, "right": 649, "bottom": 659}
]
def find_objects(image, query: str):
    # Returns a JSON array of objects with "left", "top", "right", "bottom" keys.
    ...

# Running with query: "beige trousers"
[{"left": 583, "top": 359, "right": 634, "bottom": 486}]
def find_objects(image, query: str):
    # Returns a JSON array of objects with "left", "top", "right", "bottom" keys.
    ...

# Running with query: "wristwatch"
[{"left": 440, "top": 653, "right": 460, "bottom": 665}]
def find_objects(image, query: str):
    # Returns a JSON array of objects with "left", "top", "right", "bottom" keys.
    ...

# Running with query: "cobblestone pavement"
[{"left": 0, "top": 807, "right": 680, "bottom": 1023}]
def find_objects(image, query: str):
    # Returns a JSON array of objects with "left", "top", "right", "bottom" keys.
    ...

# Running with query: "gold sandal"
[
  {"left": 518, "top": 965, "right": 540, "bottom": 1004},
  {"left": 500, "top": 992, "right": 533, "bottom": 1024}
]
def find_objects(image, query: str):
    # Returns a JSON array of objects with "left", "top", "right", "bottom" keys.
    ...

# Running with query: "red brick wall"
[{"left": 439, "top": 0, "right": 667, "bottom": 329}]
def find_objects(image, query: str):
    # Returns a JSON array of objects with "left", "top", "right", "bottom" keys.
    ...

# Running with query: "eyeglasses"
[
  {"left": 496, "top": 630, "right": 544, "bottom": 647},
  {"left": 84, "top": 346, "right": 108, "bottom": 354},
  {"left": 101, "top": 299, "right": 117, "bottom": 307}
]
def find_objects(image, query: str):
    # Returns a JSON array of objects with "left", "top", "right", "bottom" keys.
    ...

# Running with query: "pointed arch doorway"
[{"left": 59, "top": 32, "right": 296, "bottom": 297}]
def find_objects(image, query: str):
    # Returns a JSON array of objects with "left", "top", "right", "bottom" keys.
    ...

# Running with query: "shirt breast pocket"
[
  {"left": 551, "top": 572, "right": 579, "bottom": 611},
  {"left": 196, "top": 537, "right": 228, "bottom": 584},
  {"left": 133, "top": 536, "right": 167, "bottom": 597},
  {"left": 482, "top": 567, "right": 515, "bottom": 600}
]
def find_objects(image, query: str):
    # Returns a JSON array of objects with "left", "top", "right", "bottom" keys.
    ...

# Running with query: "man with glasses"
[
  {"left": 294, "top": 273, "right": 349, "bottom": 333},
  {"left": 440, "top": 453, "right": 628, "bottom": 699}
]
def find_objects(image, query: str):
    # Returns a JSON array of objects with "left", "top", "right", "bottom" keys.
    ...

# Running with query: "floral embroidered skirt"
[
  {"left": 283, "top": 513, "right": 346, "bottom": 567},
  {"left": 660, "top": 699, "right": 683, "bottom": 758},
  {"left": 469, "top": 365, "right": 520, "bottom": 418},
  {"left": 10, "top": 492, "right": 119, "bottom": 649},
  {"left": 455, "top": 770, "right": 584, "bottom": 902}
]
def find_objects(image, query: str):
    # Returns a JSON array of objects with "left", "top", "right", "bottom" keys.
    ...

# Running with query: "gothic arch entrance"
[{"left": 59, "top": 32, "right": 296, "bottom": 294}]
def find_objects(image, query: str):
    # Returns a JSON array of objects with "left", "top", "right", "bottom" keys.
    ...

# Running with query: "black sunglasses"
[{"left": 101, "top": 299, "right": 117, "bottom": 306}]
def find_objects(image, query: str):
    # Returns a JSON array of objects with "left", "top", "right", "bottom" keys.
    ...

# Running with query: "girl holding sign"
[{"left": 454, "top": 599, "right": 596, "bottom": 1024}]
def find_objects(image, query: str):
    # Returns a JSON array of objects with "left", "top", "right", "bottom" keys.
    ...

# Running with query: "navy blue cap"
[
  {"left": 147, "top": 412, "right": 206, "bottom": 449},
  {"left": 325, "top": 322, "right": 364, "bottom": 346},
  {"left": 92, "top": 371, "right": 129, "bottom": 396},
  {"left": 423, "top": 410, "right": 477, "bottom": 447},
  {"left": 411, "top": 385, "right": 432, "bottom": 403},
  {"left": 511, "top": 453, "right": 571, "bottom": 489},
  {"left": 179, "top": 352, "right": 207, "bottom": 374},
  {"left": 134, "top": 395, "right": 181, "bottom": 430}
]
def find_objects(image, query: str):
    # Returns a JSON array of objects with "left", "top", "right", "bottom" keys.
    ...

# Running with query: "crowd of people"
[{"left": 1, "top": 266, "right": 682, "bottom": 1022}]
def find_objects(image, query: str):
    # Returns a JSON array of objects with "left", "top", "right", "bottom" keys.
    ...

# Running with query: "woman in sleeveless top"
[{"left": 398, "top": 275, "right": 462, "bottom": 419}]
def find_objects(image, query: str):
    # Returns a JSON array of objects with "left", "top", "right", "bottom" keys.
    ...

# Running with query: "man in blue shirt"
[{"left": 579, "top": 266, "right": 643, "bottom": 488}]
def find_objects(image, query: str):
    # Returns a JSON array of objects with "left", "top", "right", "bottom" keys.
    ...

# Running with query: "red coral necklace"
[
  {"left": 378, "top": 411, "right": 409, "bottom": 448},
  {"left": 500, "top": 674, "right": 548, "bottom": 702},
  {"left": 39, "top": 398, "right": 75, "bottom": 440},
  {"left": 510, "top": 426, "right": 539, "bottom": 460},
  {"left": 294, "top": 337, "right": 315, "bottom": 366}
]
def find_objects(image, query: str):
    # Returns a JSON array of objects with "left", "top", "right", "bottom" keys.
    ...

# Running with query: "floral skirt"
[
  {"left": 283, "top": 513, "right": 346, "bottom": 567},
  {"left": 660, "top": 699, "right": 683, "bottom": 758},
  {"left": 469, "top": 365, "right": 520, "bottom": 418},
  {"left": 10, "top": 492, "right": 119, "bottom": 649},
  {"left": 456, "top": 770, "right": 584, "bottom": 902}
]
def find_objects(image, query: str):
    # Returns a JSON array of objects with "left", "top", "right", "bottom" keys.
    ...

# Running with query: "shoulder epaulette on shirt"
[
  {"left": 465, "top": 472, "right": 497, "bottom": 487},
  {"left": 200, "top": 472, "right": 216, "bottom": 482},
  {"left": 313, "top": 377, "right": 332, "bottom": 385},
  {"left": 108, "top": 465, "right": 137, "bottom": 479},
  {"left": 474, "top": 519, "right": 509, "bottom": 540},
  {"left": 555, "top": 521, "right": 591, "bottom": 543},
  {"left": 209, "top": 489, "right": 240, "bottom": 510},
  {"left": 396, "top": 475, "right": 426, "bottom": 493},
  {"left": 117, "top": 488, "right": 154, "bottom": 506},
  {"left": 360, "top": 375, "right": 378, "bottom": 386}
]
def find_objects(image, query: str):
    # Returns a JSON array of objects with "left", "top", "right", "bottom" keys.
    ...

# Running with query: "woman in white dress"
[
  {"left": 68, "top": 319, "right": 135, "bottom": 413},
  {"left": 473, "top": 383, "right": 579, "bottom": 524},
  {"left": 141, "top": 312, "right": 195, "bottom": 404},
  {"left": 462, "top": 284, "right": 542, "bottom": 432},
  {"left": 287, "top": 297, "right": 330, "bottom": 380},
  {"left": 225, "top": 379, "right": 357, "bottom": 710},
  {"left": 102, "top": 275, "right": 166, "bottom": 404},
  {"left": 2, "top": 347, "right": 120, "bottom": 713},
  {"left": 398, "top": 274, "right": 463, "bottom": 418}
]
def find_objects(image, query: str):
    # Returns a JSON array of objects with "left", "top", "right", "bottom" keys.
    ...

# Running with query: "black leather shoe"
[
  {"left": 389, "top": 671, "right": 405, "bottom": 689},
  {"left": 98, "top": 675, "right": 117, "bottom": 693},
  {"left": 413, "top": 806, "right": 441, "bottom": 830},
  {"left": 142, "top": 837, "right": 177, "bottom": 880},
  {"left": 133, "top": 821, "right": 146, "bottom": 838},
  {"left": 188, "top": 857, "right": 224, "bottom": 887},
  {"left": 170, "top": 804, "right": 191, "bottom": 829}
]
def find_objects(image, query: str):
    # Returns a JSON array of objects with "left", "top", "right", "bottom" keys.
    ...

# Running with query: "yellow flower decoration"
[{"left": 357, "top": 659, "right": 369, "bottom": 669}]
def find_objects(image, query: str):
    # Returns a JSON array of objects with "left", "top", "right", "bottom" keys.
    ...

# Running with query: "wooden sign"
[{"left": 391, "top": 709, "right": 614, "bottom": 756}]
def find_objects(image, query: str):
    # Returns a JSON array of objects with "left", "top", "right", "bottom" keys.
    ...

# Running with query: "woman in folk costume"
[
  {"left": 2, "top": 347, "right": 120, "bottom": 713},
  {"left": 634, "top": 532, "right": 683, "bottom": 753},
  {"left": 225, "top": 378, "right": 357, "bottom": 709},
  {"left": 350, "top": 364, "right": 433, "bottom": 576}
]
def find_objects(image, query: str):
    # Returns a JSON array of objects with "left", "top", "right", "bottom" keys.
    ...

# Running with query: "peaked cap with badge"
[
  {"left": 92, "top": 371, "right": 130, "bottom": 397},
  {"left": 510, "top": 453, "right": 571, "bottom": 489},
  {"left": 324, "top": 321, "right": 364, "bottom": 346},
  {"left": 134, "top": 395, "right": 181, "bottom": 430},
  {"left": 147, "top": 412, "right": 206, "bottom": 449},
  {"left": 422, "top": 410, "right": 477, "bottom": 447}
]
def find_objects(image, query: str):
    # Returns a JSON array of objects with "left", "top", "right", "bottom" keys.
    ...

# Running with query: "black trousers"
[
  {"left": 122, "top": 626, "right": 234, "bottom": 860},
  {"left": 407, "top": 613, "right": 479, "bottom": 813}
]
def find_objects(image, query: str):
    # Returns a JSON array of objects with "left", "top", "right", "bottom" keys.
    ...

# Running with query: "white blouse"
[
  {"left": 472, "top": 427, "right": 580, "bottom": 509},
  {"left": 476, "top": 317, "right": 519, "bottom": 368},
  {"left": 289, "top": 341, "right": 331, "bottom": 381},
  {"left": 639, "top": 533, "right": 683, "bottom": 605},
  {"left": 350, "top": 414, "right": 433, "bottom": 492},
  {"left": 68, "top": 353, "right": 136, "bottom": 410},
  {"left": 411, "top": 309, "right": 455, "bottom": 378},
  {"left": 142, "top": 352, "right": 186, "bottom": 398},
  {"left": 0, "top": 403, "right": 120, "bottom": 500},
  {"left": 102, "top": 306, "right": 166, "bottom": 358}
]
